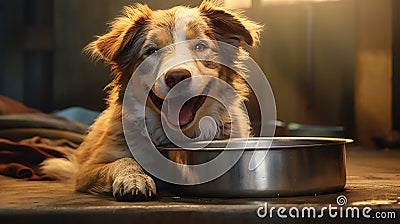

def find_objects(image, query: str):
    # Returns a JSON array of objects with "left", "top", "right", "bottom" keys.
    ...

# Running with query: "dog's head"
[{"left": 86, "top": 1, "right": 261, "bottom": 131}]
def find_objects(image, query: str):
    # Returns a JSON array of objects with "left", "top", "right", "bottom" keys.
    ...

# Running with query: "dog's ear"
[
  {"left": 199, "top": 1, "right": 262, "bottom": 47},
  {"left": 85, "top": 4, "right": 152, "bottom": 62}
]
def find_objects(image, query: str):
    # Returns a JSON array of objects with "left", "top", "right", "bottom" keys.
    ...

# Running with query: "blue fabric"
[{"left": 54, "top": 107, "right": 100, "bottom": 126}]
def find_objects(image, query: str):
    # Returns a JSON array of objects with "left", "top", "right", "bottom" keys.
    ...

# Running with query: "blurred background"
[{"left": 0, "top": 0, "right": 398, "bottom": 146}]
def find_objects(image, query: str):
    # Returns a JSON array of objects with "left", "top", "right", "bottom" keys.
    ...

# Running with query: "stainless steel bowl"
[{"left": 158, "top": 137, "right": 352, "bottom": 197}]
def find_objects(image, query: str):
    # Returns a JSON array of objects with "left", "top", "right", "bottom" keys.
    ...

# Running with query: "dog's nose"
[{"left": 165, "top": 69, "right": 191, "bottom": 88}]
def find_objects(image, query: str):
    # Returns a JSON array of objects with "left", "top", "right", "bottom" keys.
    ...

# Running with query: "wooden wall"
[
  {"left": 354, "top": 0, "right": 393, "bottom": 146},
  {"left": 248, "top": 0, "right": 355, "bottom": 136},
  {"left": 0, "top": 0, "right": 395, "bottom": 144}
]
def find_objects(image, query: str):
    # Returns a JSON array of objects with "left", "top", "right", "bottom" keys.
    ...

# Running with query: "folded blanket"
[
  {"left": 0, "top": 95, "right": 42, "bottom": 115},
  {"left": 0, "top": 113, "right": 88, "bottom": 134},
  {"left": 0, "top": 136, "right": 77, "bottom": 180}
]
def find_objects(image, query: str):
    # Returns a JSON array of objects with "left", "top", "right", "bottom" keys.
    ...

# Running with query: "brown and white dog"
[{"left": 41, "top": 1, "right": 261, "bottom": 201}]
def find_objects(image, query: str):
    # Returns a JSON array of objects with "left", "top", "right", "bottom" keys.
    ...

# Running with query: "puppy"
[{"left": 41, "top": 1, "right": 261, "bottom": 201}]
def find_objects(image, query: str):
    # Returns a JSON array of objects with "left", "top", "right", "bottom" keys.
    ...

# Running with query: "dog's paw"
[{"left": 112, "top": 173, "right": 157, "bottom": 201}]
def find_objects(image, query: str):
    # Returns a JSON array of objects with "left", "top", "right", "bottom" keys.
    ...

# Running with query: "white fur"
[
  {"left": 40, "top": 154, "right": 78, "bottom": 181},
  {"left": 174, "top": 8, "right": 199, "bottom": 42}
]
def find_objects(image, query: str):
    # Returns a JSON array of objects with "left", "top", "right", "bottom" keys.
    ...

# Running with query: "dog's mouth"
[{"left": 148, "top": 89, "right": 207, "bottom": 127}]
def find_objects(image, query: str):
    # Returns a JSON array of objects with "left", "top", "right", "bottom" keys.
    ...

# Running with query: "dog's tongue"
[{"left": 167, "top": 98, "right": 194, "bottom": 126}]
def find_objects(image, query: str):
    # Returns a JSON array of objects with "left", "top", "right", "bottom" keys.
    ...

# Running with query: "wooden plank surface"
[{"left": 0, "top": 146, "right": 399, "bottom": 224}]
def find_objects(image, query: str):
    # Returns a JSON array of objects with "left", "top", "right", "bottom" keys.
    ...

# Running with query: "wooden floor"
[{"left": 1, "top": 146, "right": 399, "bottom": 224}]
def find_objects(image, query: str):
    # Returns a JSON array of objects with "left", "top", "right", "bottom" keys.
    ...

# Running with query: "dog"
[{"left": 41, "top": 0, "right": 261, "bottom": 201}]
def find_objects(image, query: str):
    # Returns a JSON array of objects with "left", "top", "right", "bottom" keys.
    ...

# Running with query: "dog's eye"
[
  {"left": 194, "top": 43, "right": 208, "bottom": 51},
  {"left": 144, "top": 48, "right": 159, "bottom": 56}
]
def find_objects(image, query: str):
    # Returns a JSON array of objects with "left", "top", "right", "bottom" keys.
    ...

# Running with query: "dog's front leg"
[{"left": 76, "top": 158, "right": 156, "bottom": 201}]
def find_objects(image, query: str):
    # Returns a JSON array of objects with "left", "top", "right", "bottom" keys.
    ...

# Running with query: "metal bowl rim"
[{"left": 158, "top": 137, "right": 353, "bottom": 151}]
